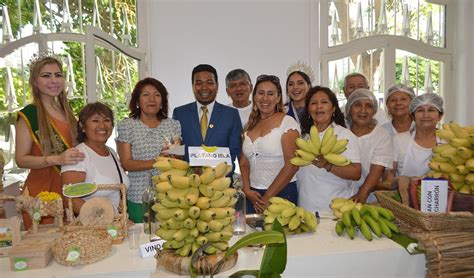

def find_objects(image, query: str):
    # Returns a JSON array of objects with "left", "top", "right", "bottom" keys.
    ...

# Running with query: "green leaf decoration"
[
  {"left": 259, "top": 220, "right": 287, "bottom": 276},
  {"left": 390, "top": 232, "right": 424, "bottom": 255},
  {"left": 62, "top": 183, "right": 97, "bottom": 197},
  {"left": 224, "top": 231, "right": 285, "bottom": 260},
  {"left": 229, "top": 270, "right": 260, "bottom": 277}
]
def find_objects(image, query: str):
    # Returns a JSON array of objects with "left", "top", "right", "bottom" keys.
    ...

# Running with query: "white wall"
[{"left": 146, "top": 0, "right": 315, "bottom": 110}]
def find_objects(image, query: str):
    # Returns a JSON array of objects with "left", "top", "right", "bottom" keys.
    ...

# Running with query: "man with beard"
[{"left": 173, "top": 64, "right": 242, "bottom": 168}]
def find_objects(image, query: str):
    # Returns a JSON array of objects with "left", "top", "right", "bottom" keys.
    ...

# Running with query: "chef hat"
[
  {"left": 345, "top": 88, "right": 378, "bottom": 126},
  {"left": 409, "top": 93, "right": 444, "bottom": 114},
  {"left": 385, "top": 84, "right": 416, "bottom": 101}
]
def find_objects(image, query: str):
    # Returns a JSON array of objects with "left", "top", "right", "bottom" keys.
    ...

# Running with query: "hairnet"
[
  {"left": 345, "top": 88, "right": 378, "bottom": 126},
  {"left": 385, "top": 84, "right": 415, "bottom": 101},
  {"left": 409, "top": 93, "right": 444, "bottom": 114}
]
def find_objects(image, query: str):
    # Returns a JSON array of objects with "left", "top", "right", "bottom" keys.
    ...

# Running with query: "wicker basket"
[
  {"left": 375, "top": 191, "right": 474, "bottom": 231},
  {"left": 66, "top": 184, "right": 129, "bottom": 244},
  {"left": 52, "top": 229, "right": 112, "bottom": 266}
]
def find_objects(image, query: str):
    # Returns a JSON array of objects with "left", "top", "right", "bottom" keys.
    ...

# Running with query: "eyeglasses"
[{"left": 256, "top": 74, "right": 280, "bottom": 83}]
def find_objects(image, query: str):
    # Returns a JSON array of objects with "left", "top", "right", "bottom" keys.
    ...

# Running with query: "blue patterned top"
[{"left": 116, "top": 117, "right": 181, "bottom": 203}]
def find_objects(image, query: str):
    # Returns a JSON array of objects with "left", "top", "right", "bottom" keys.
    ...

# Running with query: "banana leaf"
[
  {"left": 259, "top": 220, "right": 287, "bottom": 276},
  {"left": 189, "top": 230, "right": 285, "bottom": 278},
  {"left": 224, "top": 230, "right": 285, "bottom": 259}
]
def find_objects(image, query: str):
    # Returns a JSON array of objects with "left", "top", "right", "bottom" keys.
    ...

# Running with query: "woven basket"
[
  {"left": 52, "top": 229, "right": 112, "bottom": 266},
  {"left": 66, "top": 184, "right": 129, "bottom": 244},
  {"left": 375, "top": 191, "right": 474, "bottom": 231}
]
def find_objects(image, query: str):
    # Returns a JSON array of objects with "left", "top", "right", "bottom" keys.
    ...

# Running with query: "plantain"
[
  {"left": 296, "top": 138, "right": 314, "bottom": 154},
  {"left": 290, "top": 157, "right": 312, "bottom": 166},
  {"left": 378, "top": 219, "right": 392, "bottom": 238},
  {"left": 168, "top": 175, "right": 191, "bottom": 189},
  {"left": 320, "top": 127, "right": 336, "bottom": 155},
  {"left": 200, "top": 169, "right": 216, "bottom": 184},
  {"left": 288, "top": 215, "right": 301, "bottom": 231},
  {"left": 323, "top": 153, "right": 351, "bottom": 166},
  {"left": 330, "top": 139, "right": 349, "bottom": 154},
  {"left": 295, "top": 149, "right": 316, "bottom": 161},
  {"left": 153, "top": 159, "right": 173, "bottom": 172},
  {"left": 188, "top": 206, "right": 201, "bottom": 219},
  {"left": 168, "top": 158, "right": 189, "bottom": 170},
  {"left": 335, "top": 220, "right": 345, "bottom": 236},
  {"left": 363, "top": 215, "right": 382, "bottom": 237},
  {"left": 310, "top": 125, "right": 321, "bottom": 154},
  {"left": 208, "top": 177, "right": 231, "bottom": 191},
  {"left": 196, "top": 196, "right": 211, "bottom": 210},
  {"left": 214, "top": 162, "right": 229, "bottom": 179},
  {"left": 359, "top": 219, "right": 373, "bottom": 241}
]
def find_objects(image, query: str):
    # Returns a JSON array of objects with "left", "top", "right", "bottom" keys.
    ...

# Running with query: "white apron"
[{"left": 399, "top": 132, "right": 434, "bottom": 177}]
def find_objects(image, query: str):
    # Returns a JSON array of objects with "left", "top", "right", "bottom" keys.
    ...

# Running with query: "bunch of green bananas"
[
  {"left": 334, "top": 203, "right": 400, "bottom": 241},
  {"left": 263, "top": 197, "right": 317, "bottom": 234},
  {"left": 329, "top": 198, "right": 363, "bottom": 219},
  {"left": 428, "top": 122, "right": 474, "bottom": 195},
  {"left": 290, "top": 126, "right": 351, "bottom": 167},
  {"left": 152, "top": 159, "right": 237, "bottom": 257}
]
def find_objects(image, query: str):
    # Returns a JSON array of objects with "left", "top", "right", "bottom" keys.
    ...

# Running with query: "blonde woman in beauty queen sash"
[{"left": 15, "top": 54, "right": 84, "bottom": 230}]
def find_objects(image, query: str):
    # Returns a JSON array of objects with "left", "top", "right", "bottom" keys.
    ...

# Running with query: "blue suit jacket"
[{"left": 172, "top": 101, "right": 243, "bottom": 165}]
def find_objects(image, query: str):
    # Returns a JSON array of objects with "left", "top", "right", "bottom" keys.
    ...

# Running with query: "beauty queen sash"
[{"left": 17, "top": 104, "right": 71, "bottom": 172}]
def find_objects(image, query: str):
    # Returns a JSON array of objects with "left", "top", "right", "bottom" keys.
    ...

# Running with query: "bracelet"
[
  {"left": 43, "top": 156, "right": 49, "bottom": 166},
  {"left": 326, "top": 163, "right": 333, "bottom": 172}
]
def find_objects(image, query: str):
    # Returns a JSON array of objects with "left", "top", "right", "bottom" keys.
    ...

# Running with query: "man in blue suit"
[{"left": 173, "top": 64, "right": 243, "bottom": 168}]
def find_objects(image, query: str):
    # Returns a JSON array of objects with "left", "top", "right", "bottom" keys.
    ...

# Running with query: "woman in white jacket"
[
  {"left": 297, "top": 86, "right": 361, "bottom": 213},
  {"left": 345, "top": 89, "right": 393, "bottom": 203}
]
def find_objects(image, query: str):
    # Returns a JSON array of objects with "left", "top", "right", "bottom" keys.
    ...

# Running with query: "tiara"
[
  {"left": 286, "top": 60, "right": 315, "bottom": 83},
  {"left": 27, "top": 49, "right": 63, "bottom": 72}
]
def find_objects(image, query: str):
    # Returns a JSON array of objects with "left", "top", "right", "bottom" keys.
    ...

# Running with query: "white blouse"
[
  {"left": 297, "top": 124, "right": 361, "bottom": 213},
  {"left": 352, "top": 125, "right": 393, "bottom": 201},
  {"left": 242, "top": 115, "right": 301, "bottom": 190}
]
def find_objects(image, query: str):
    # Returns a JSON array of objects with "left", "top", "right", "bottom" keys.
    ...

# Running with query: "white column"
[{"left": 453, "top": 0, "right": 474, "bottom": 125}]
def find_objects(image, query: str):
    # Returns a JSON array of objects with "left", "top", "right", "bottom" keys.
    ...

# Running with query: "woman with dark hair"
[
  {"left": 284, "top": 71, "right": 311, "bottom": 125},
  {"left": 61, "top": 102, "right": 129, "bottom": 214},
  {"left": 116, "top": 77, "right": 181, "bottom": 222},
  {"left": 16, "top": 54, "right": 85, "bottom": 229},
  {"left": 386, "top": 93, "right": 445, "bottom": 179},
  {"left": 297, "top": 86, "right": 362, "bottom": 213},
  {"left": 381, "top": 84, "right": 416, "bottom": 135},
  {"left": 240, "top": 75, "right": 300, "bottom": 213},
  {"left": 345, "top": 89, "right": 393, "bottom": 203}
]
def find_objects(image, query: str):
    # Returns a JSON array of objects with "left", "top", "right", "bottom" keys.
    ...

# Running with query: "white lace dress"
[{"left": 242, "top": 115, "right": 301, "bottom": 190}]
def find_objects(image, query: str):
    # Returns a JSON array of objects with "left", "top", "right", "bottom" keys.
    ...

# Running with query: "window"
[{"left": 320, "top": 0, "right": 451, "bottom": 108}]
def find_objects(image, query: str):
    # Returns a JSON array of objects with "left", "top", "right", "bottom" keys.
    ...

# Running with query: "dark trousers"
[{"left": 246, "top": 181, "right": 298, "bottom": 214}]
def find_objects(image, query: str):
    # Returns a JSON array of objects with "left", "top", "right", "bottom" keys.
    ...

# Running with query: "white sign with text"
[
  {"left": 139, "top": 239, "right": 166, "bottom": 258},
  {"left": 188, "top": 146, "right": 232, "bottom": 167},
  {"left": 420, "top": 179, "right": 448, "bottom": 213}
]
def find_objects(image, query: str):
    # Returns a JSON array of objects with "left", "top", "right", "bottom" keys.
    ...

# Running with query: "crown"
[
  {"left": 27, "top": 49, "right": 63, "bottom": 72},
  {"left": 286, "top": 60, "right": 315, "bottom": 83}
]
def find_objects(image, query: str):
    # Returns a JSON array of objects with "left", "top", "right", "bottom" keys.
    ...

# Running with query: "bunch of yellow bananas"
[
  {"left": 290, "top": 126, "right": 351, "bottom": 167},
  {"left": 428, "top": 122, "right": 474, "bottom": 195},
  {"left": 329, "top": 198, "right": 363, "bottom": 219},
  {"left": 331, "top": 198, "right": 400, "bottom": 241},
  {"left": 263, "top": 197, "right": 317, "bottom": 234},
  {"left": 151, "top": 158, "right": 236, "bottom": 257}
]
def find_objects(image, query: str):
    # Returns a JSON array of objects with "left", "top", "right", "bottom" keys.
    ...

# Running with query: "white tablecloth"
[{"left": 0, "top": 220, "right": 425, "bottom": 277}]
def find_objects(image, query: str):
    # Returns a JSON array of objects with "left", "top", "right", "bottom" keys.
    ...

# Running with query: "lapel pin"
[{"left": 209, "top": 124, "right": 214, "bottom": 129}]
